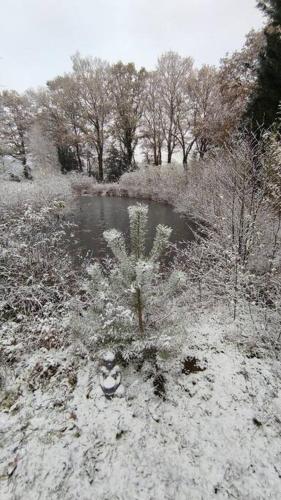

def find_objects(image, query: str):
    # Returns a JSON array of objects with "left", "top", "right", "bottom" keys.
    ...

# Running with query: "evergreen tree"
[
  {"left": 105, "top": 144, "right": 130, "bottom": 182},
  {"left": 101, "top": 204, "right": 172, "bottom": 335},
  {"left": 57, "top": 145, "right": 79, "bottom": 173},
  {"left": 247, "top": 0, "right": 281, "bottom": 131}
]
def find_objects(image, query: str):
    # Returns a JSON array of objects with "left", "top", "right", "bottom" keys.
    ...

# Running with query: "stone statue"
[{"left": 99, "top": 352, "right": 124, "bottom": 398}]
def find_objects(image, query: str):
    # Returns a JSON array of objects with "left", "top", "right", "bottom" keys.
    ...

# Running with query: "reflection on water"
[{"left": 67, "top": 196, "right": 195, "bottom": 261}]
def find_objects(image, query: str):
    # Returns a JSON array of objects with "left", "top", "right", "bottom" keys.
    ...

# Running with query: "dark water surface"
[{"left": 68, "top": 196, "right": 195, "bottom": 261}]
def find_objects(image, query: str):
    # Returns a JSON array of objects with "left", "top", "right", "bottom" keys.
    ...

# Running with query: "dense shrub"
[
  {"left": 119, "top": 136, "right": 281, "bottom": 339},
  {"left": 0, "top": 202, "right": 79, "bottom": 351}
]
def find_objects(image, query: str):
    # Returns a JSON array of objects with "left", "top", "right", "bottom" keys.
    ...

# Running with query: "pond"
[{"left": 68, "top": 196, "right": 196, "bottom": 262}]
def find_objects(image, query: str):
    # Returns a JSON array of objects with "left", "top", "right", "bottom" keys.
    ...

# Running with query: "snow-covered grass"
[
  {"left": 0, "top": 175, "right": 73, "bottom": 209},
  {"left": 1, "top": 305, "right": 281, "bottom": 499},
  {"left": 1, "top": 200, "right": 280, "bottom": 499}
]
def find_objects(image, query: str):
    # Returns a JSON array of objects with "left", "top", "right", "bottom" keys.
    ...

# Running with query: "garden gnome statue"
[{"left": 99, "top": 351, "right": 124, "bottom": 398}]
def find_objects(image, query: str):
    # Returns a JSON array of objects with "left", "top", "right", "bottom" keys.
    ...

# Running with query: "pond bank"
[{"left": 71, "top": 181, "right": 179, "bottom": 210}]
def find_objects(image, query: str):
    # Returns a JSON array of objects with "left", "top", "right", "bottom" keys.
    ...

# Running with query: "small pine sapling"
[
  {"left": 72, "top": 203, "right": 187, "bottom": 357},
  {"left": 103, "top": 204, "right": 172, "bottom": 333}
]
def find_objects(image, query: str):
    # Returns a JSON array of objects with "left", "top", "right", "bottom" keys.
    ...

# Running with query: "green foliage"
[
  {"left": 57, "top": 145, "right": 79, "bottom": 173},
  {"left": 105, "top": 144, "right": 130, "bottom": 182},
  {"left": 257, "top": 0, "right": 281, "bottom": 22},
  {"left": 127, "top": 204, "right": 149, "bottom": 259},
  {"left": 247, "top": 0, "right": 281, "bottom": 130}
]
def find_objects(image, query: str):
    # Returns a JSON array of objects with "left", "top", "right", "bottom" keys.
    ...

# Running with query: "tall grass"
[{"left": 0, "top": 175, "right": 74, "bottom": 210}]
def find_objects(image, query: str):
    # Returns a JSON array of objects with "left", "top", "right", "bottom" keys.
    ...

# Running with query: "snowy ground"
[{"left": 1, "top": 308, "right": 281, "bottom": 500}]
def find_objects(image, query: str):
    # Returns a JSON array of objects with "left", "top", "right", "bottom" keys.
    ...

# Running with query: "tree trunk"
[
  {"left": 87, "top": 157, "right": 92, "bottom": 177},
  {"left": 136, "top": 288, "right": 144, "bottom": 334},
  {"left": 183, "top": 152, "right": 188, "bottom": 168},
  {"left": 76, "top": 144, "right": 83, "bottom": 172},
  {"left": 127, "top": 145, "right": 134, "bottom": 168},
  {"left": 182, "top": 139, "right": 195, "bottom": 167},
  {"left": 124, "top": 140, "right": 134, "bottom": 170},
  {"left": 22, "top": 157, "right": 30, "bottom": 179},
  {"left": 158, "top": 145, "right": 162, "bottom": 165},
  {"left": 198, "top": 138, "right": 208, "bottom": 160},
  {"left": 153, "top": 144, "right": 158, "bottom": 166},
  {"left": 21, "top": 138, "right": 32, "bottom": 179},
  {"left": 167, "top": 145, "right": 172, "bottom": 164},
  {"left": 97, "top": 151, "right": 103, "bottom": 182}
]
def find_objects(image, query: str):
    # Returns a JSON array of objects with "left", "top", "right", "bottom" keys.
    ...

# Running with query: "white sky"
[{"left": 0, "top": 0, "right": 264, "bottom": 91}]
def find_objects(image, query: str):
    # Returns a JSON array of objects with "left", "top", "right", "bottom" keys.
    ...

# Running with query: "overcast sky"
[{"left": 0, "top": 0, "right": 264, "bottom": 92}]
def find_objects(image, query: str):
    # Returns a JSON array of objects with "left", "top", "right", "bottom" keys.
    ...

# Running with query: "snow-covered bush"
[
  {"left": 121, "top": 136, "right": 281, "bottom": 342},
  {"left": 0, "top": 201, "right": 78, "bottom": 352},
  {"left": 27, "top": 123, "right": 61, "bottom": 178},
  {"left": 120, "top": 163, "right": 187, "bottom": 205},
  {"left": 70, "top": 175, "right": 97, "bottom": 196},
  {"left": 71, "top": 204, "right": 187, "bottom": 360},
  {"left": 170, "top": 135, "right": 281, "bottom": 340}
]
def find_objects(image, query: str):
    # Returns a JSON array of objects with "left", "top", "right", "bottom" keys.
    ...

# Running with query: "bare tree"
[
  {"left": 156, "top": 51, "right": 193, "bottom": 163},
  {"left": 109, "top": 62, "right": 147, "bottom": 169},
  {"left": 141, "top": 71, "right": 164, "bottom": 165},
  {"left": 44, "top": 74, "right": 84, "bottom": 171},
  {"left": 188, "top": 65, "right": 222, "bottom": 159},
  {"left": 72, "top": 54, "right": 112, "bottom": 181},
  {"left": 219, "top": 30, "right": 265, "bottom": 132},
  {"left": 174, "top": 69, "right": 197, "bottom": 167},
  {"left": 0, "top": 90, "right": 33, "bottom": 177}
]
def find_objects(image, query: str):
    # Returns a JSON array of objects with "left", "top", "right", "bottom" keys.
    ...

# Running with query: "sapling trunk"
[
  {"left": 103, "top": 204, "right": 172, "bottom": 335},
  {"left": 136, "top": 287, "right": 144, "bottom": 334}
]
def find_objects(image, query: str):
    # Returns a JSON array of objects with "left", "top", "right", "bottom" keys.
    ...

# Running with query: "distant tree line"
[{"left": 1, "top": 0, "right": 281, "bottom": 182}]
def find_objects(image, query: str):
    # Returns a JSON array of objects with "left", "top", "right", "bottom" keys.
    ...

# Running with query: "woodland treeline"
[{"left": 0, "top": 0, "right": 281, "bottom": 181}]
